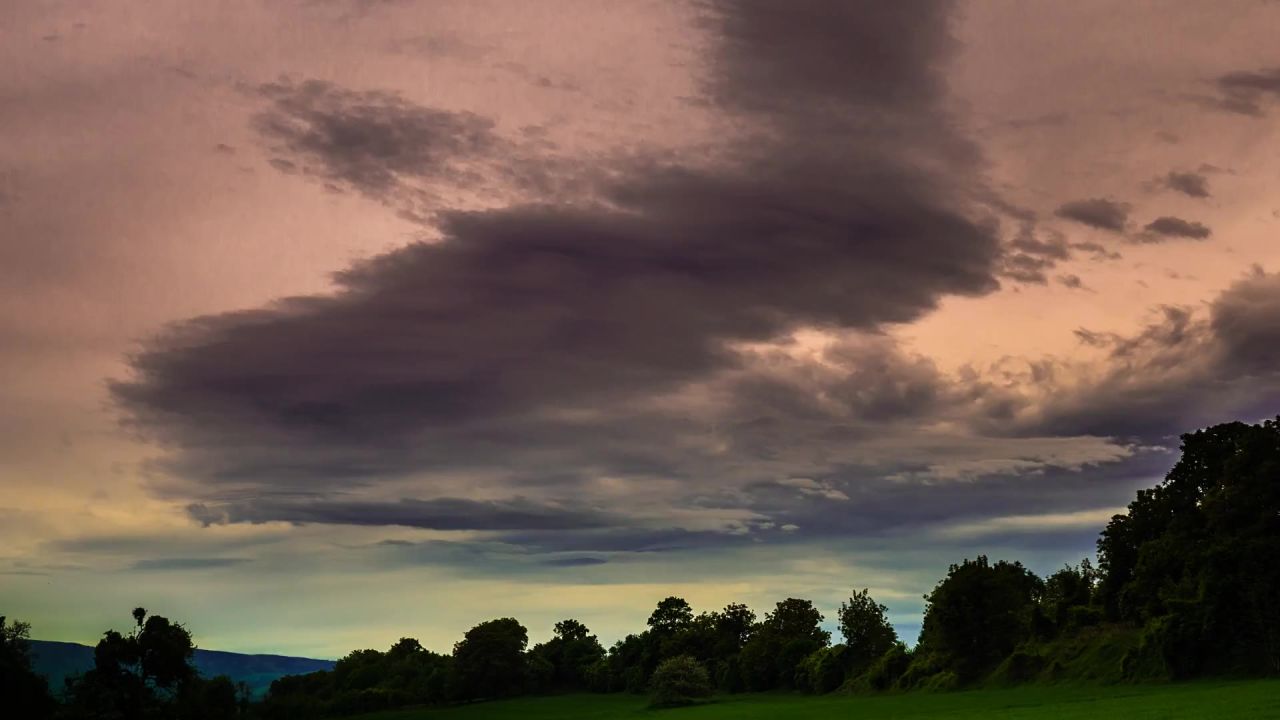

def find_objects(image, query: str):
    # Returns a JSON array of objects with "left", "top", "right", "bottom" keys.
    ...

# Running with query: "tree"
[
  {"left": 1097, "top": 418, "right": 1280, "bottom": 676},
  {"left": 64, "top": 608, "right": 199, "bottom": 719},
  {"left": 648, "top": 655, "right": 711, "bottom": 708},
  {"left": 796, "top": 645, "right": 847, "bottom": 694},
  {"left": 838, "top": 589, "right": 898, "bottom": 676},
  {"left": 528, "top": 619, "right": 605, "bottom": 691},
  {"left": 136, "top": 611, "right": 197, "bottom": 690},
  {"left": 0, "top": 616, "right": 55, "bottom": 720},
  {"left": 710, "top": 603, "right": 755, "bottom": 654},
  {"left": 917, "top": 557, "right": 1043, "bottom": 682},
  {"left": 647, "top": 597, "right": 694, "bottom": 634},
  {"left": 1039, "top": 560, "right": 1098, "bottom": 635},
  {"left": 451, "top": 618, "right": 529, "bottom": 700},
  {"left": 740, "top": 598, "right": 829, "bottom": 690}
]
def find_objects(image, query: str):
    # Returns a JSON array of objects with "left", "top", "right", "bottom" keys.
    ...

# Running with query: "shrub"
[
  {"left": 848, "top": 643, "right": 912, "bottom": 693},
  {"left": 1067, "top": 606, "right": 1105, "bottom": 631},
  {"left": 895, "top": 650, "right": 945, "bottom": 690},
  {"left": 714, "top": 655, "right": 744, "bottom": 694},
  {"left": 649, "top": 655, "right": 713, "bottom": 708},
  {"left": 991, "top": 649, "right": 1045, "bottom": 684},
  {"left": 922, "top": 671, "right": 959, "bottom": 692},
  {"left": 796, "top": 645, "right": 847, "bottom": 694}
]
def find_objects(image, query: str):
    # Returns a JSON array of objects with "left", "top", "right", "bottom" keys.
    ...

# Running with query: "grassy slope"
[{"left": 354, "top": 680, "right": 1280, "bottom": 720}]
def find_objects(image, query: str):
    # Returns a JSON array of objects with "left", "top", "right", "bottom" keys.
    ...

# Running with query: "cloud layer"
[{"left": 111, "top": 0, "right": 1024, "bottom": 551}]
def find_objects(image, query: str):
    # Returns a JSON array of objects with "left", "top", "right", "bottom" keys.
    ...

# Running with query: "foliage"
[
  {"left": 846, "top": 643, "right": 912, "bottom": 693},
  {"left": 647, "top": 598, "right": 694, "bottom": 635},
  {"left": 916, "top": 556, "right": 1044, "bottom": 682},
  {"left": 795, "top": 645, "right": 847, "bottom": 694},
  {"left": 837, "top": 589, "right": 898, "bottom": 676},
  {"left": 61, "top": 608, "right": 202, "bottom": 720},
  {"left": 0, "top": 616, "right": 55, "bottom": 720},
  {"left": 527, "top": 619, "right": 605, "bottom": 692},
  {"left": 261, "top": 637, "right": 451, "bottom": 718},
  {"left": 740, "top": 598, "right": 830, "bottom": 691},
  {"left": 648, "top": 655, "right": 712, "bottom": 708},
  {"left": 450, "top": 618, "right": 529, "bottom": 700},
  {"left": 1097, "top": 418, "right": 1280, "bottom": 676}
]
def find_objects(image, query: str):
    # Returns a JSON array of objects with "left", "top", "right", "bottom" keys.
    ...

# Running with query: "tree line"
[{"left": 3, "top": 417, "right": 1277, "bottom": 717}]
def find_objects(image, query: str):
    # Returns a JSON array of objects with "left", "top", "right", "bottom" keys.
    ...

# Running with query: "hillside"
[{"left": 29, "top": 639, "right": 334, "bottom": 698}]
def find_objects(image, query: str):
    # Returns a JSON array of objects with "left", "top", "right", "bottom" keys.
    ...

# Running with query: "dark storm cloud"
[
  {"left": 542, "top": 556, "right": 609, "bottom": 568},
  {"left": 187, "top": 497, "right": 620, "bottom": 531},
  {"left": 1209, "top": 267, "right": 1280, "bottom": 375},
  {"left": 1053, "top": 198, "right": 1130, "bottom": 232},
  {"left": 1141, "top": 216, "right": 1212, "bottom": 240},
  {"left": 1212, "top": 67, "right": 1280, "bottom": 116},
  {"left": 130, "top": 557, "right": 251, "bottom": 571},
  {"left": 1162, "top": 171, "right": 1211, "bottom": 198},
  {"left": 1030, "top": 270, "right": 1280, "bottom": 440},
  {"left": 114, "top": 1, "right": 1018, "bottom": 547}
]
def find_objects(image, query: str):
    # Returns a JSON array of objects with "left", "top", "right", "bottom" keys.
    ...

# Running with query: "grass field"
[{"left": 353, "top": 680, "right": 1280, "bottom": 720}]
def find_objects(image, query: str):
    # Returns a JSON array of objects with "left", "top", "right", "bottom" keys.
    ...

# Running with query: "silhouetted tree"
[
  {"left": 528, "top": 619, "right": 605, "bottom": 691},
  {"left": 916, "top": 557, "right": 1043, "bottom": 682},
  {"left": 740, "top": 598, "right": 829, "bottom": 690},
  {"left": 63, "top": 608, "right": 198, "bottom": 719},
  {"left": 1097, "top": 418, "right": 1280, "bottom": 676},
  {"left": 0, "top": 616, "right": 55, "bottom": 720},
  {"left": 647, "top": 597, "right": 694, "bottom": 635},
  {"left": 838, "top": 589, "right": 898, "bottom": 676},
  {"left": 451, "top": 618, "right": 529, "bottom": 700},
  {"left": 1037, "top": 560, "right": 1099, "bottom": 636}
]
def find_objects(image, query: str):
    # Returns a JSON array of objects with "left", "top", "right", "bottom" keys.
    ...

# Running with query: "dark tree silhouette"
[
  {"left": 1097, "top": 418, "right": 1280, "bottom": 676},
  {"left": 838, "top": 589, "right": 898, "bottom": 676},
  {"left": 647, "top": 597, "right": 694, "bottom": 635},
  {"left": 528, "top": 619, "right": 605, "bottom": 691},
  {"left": 451, "top": 618, "right": 529, "bottom": 700},
  {"left": 741, "top": 598, "right": 830, "bottom": 690},
  {"left": 63, "top": 608, "right": 200, "bottom": 719},
  {"left": 0, "top": 616, "right": 56, "bottom": 720},
  {"left": 917, "top": 557, "right": 1043, "bottom": 682}
]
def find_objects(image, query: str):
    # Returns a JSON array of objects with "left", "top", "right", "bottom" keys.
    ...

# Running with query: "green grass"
[{"left": 352, "top": 680, "right": 1280, "bottom": 720}]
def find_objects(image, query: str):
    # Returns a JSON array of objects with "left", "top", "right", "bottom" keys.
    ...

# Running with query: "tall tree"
[
  {"left": 528, "top": 619, "right": 605, "bottom": 691},
  {"left": 64, "top": 608, "right": 199, "bottom": 719},
  {"left": 740, "top": 598, "right": 829, "bottom": 690},
  {"left": 917, "top": 556, "right": 1043, "bottom": 682},
  {"left": 451, "top": 618, "right": 529, "bottom": 700},
  {"left": 838, "top": 589, "right": 898, "bottom": 675},
  {"left": 647, "top": 597, "right": 694, "bottom": 634},
  {"left": 1097, "top": 418, "right": 1280, "bottom": 676}
]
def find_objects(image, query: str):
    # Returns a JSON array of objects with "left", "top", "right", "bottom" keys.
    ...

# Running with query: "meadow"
[{"left": 353, "top": 680, "right": 1280, "bottom": 720}]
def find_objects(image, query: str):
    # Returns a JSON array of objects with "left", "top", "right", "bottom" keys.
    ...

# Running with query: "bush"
[
  {"left": 847, "top": 643, "right": 912, "bottom": 693},
  {"left": 895, "top": 650, "right": 945, "bottom": 691},
  {"left": 796, "top": 645, "right": 847, "bottom": 694},
  {"left": 922, "top": 671, "right": 959, "bottom": 692},
  {"left": 649, "top": 655, "right": 713, "bottom": 708},
  {"left": 714, "top": 655, "right": 744, "bottom": 694},
  {"left": 991, "top": 649, "right": 1045, "bottom": 684}
]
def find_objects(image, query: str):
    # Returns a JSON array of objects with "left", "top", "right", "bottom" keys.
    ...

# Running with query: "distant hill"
[{"left": 29, "top": 639, "right": 335, "bottom": 698}]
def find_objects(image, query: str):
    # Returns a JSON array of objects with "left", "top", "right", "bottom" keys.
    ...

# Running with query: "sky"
[{"left": 3, "top": 0, "right": 1280, "bottom": 660}]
